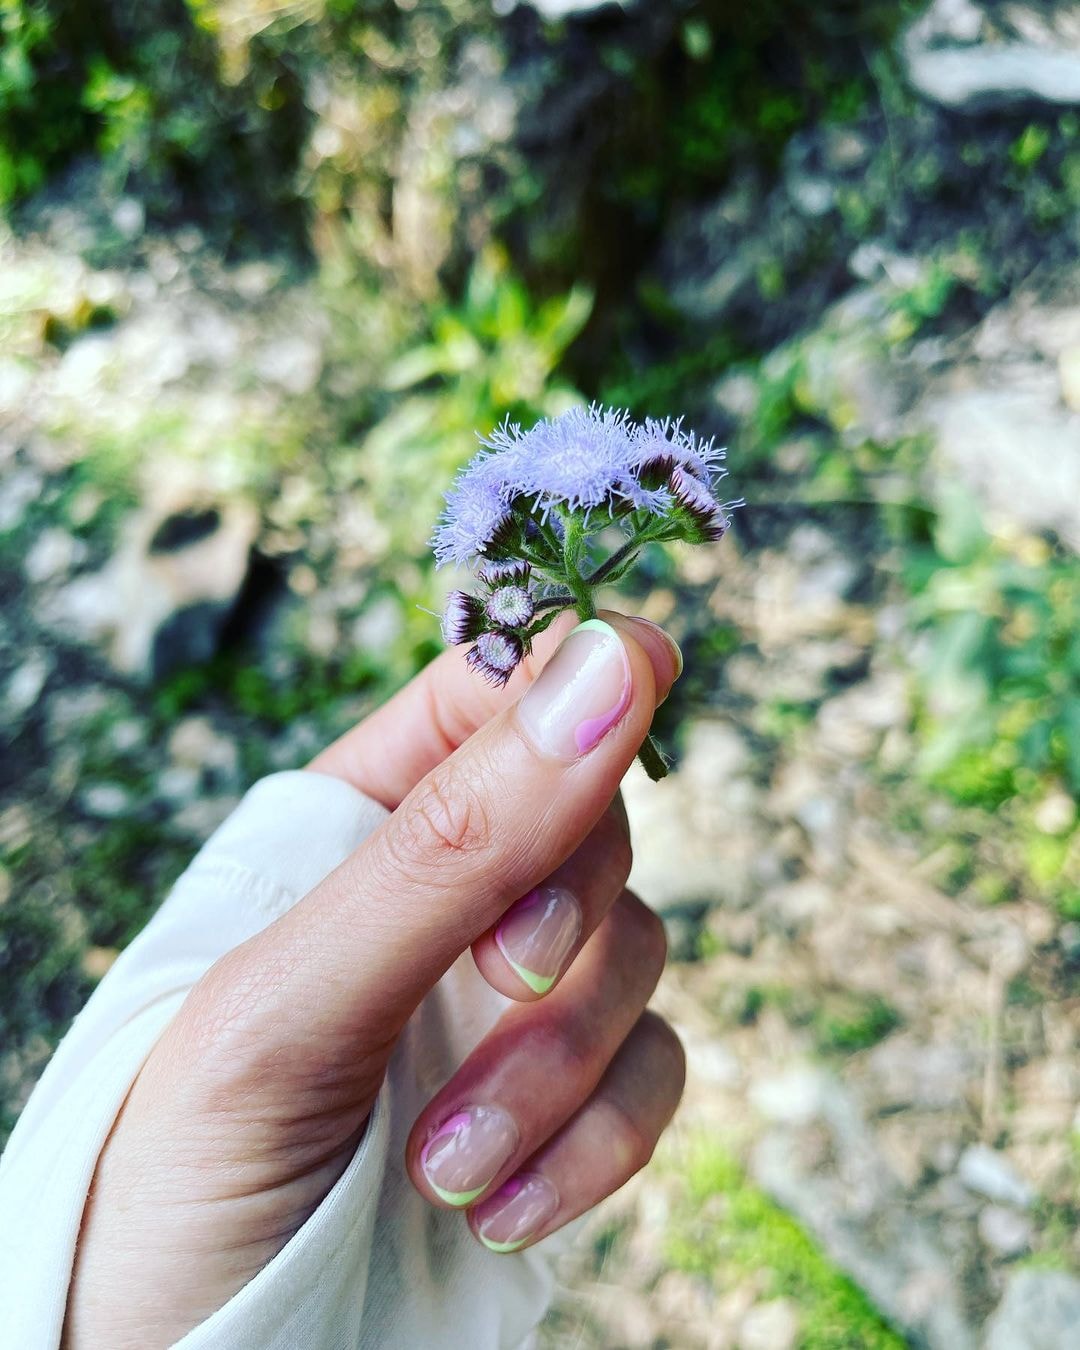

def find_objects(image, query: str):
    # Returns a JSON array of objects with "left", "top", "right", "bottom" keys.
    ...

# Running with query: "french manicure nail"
[
  {"left": 420, "top": 1105, "right": 519, "bottom": 1206},
  {"left": 495, "top": 886, "right": 582, "bottom": 995},
  {"left": 475, "top": 1173, "right": 560, "bottom": 1253},
  {"left": 517, "top": 619, "right": 631, "bottom": 760}
]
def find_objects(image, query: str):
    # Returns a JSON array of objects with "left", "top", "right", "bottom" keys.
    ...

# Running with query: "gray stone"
[
  {"left": 978, "top": 1205, "right": 1033, "bottom": 1258},
  {"left": 168, "top": 717, "right": 239, "bottom": 780},
  {"left": 903, "top": 16, "right": 1080, "bottom": 110},
  {"left": 985, "top": 1270, "right": 1080, "bottom": 1350},
  {"left": 957, "top": 1145, "right": 1035, "bottom": 1209},
  {"left": 923, "top": 386, "right": 1080, "bottom": 553},
  {"left": 0, "top": 468, "right": 43, "bottom": 532},
  {"left": 3, "top": 653, "right": 50, "bottom": 723},
  {"left": 80, "top": 783, "right": 133, "bottom": 819},
  {"left": 24, "top": 528, "right": 87, "bottom": 585},
  {"left": 739, "top": 1298, "right": 800, "bottom": 1350}
]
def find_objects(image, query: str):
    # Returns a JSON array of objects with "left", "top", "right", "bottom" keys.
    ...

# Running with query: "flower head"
[
  {"left": 669, "top": 466, "right": 731, "bottom": 542},
  {"left": 466, "top": 630, "right": 524, "bottom": 686},
  {"left": 441, "top": 590, "right": 486, "bottom": 646},
  {"left": 431, "top": 472, "right": 516, "bottom": 568},
  {"left": 486, "top": 583, "right": 535, "bottom": 628},
  {"left": 479, "top": 560, "right": 532, "bottom": 588}
]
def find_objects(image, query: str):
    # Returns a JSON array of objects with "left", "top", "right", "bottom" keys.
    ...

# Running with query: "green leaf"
[{"left": 1063, "top": 698, "right": 1080, "bottom": 791}]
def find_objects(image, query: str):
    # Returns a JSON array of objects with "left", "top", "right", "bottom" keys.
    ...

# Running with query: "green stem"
[{"left": 563, "top": 521, "right": 669, "bottom": 782}]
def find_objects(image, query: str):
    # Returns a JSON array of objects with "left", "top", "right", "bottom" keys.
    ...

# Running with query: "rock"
[
  {"left": 903, "top": 4, "right": 1080, "bottom": 110},
  {"left": 865, "top": 1033, "right": 975, "bottom": 1112},
  {"left": 1060, "top": 344, "right": 1080, "bottom": 412},
  {"left": 47, "top": 491, "right": 257, "bottom": 680},
  {"left": 957, "top": 1145, "right": 1035, "bottom": 1209},
  {"left": 80, "top": 783, "right": 133, "bottom": 819},
  {"left": 168, "top": 717, "right": 239, "bottom": 781},
  {"left": 3, "top": 653, "right": 50, "bottom": 725},
  {"left": 171, "top": 794, "right": 242, "bottom": 840},
  {"left": 750, "top": 1065, "right": 832, "bottom": 1126},
  {"left": 739, "top": 1298, "right": 800, "bottom": 1350},
  {"left": 978, "top": 1205, "right": 1033, "bottom": 1258},
  {"left": 923, "top": 386, "right": 1080, "bottom": 552},
  {"left": 985, "top": 1270, "right": 1080, "bottom": 1350},
  {"left": 520, "top": 0, "right": 628, "bottom": 17},
  {"left": 0, "top": 467, "right": 44, "bottom": 532},
  {"left": 24, "top": 528, "right": 86, "bottom": 585},
  {"left": 625, "top": 718, "right": 763, "bottom": 912},
  {"left": 155, "top": 765, "right": 201, "bottom": 804},
  {"left": 253, "top": 332, "right": 323, "bottom": 396}
]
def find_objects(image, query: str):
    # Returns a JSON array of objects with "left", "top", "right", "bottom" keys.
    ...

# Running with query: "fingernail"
[
  {"left": 475, "top": 1173, "right": 560, "bottom": 1253},
  {"left": 517, "top": 619, "right": 631, "bottom": 760},
  {"left": 420, "top": 1105, "right": 519, "bottom": 1206},
  {"left": 626, "top": 616, "right": 684, "bottom": 679},
  {"left": 495, "top": 886, "right": 582, "bottom": 995}
]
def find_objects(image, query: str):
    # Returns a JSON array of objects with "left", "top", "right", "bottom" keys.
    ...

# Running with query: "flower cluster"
[
  {"left": 440, "top": 562, "right": 538, "bottom": 687},
  {"left": 431, "top": 405, "right": 739, "bottom": 732},
  {"left": 432, "top": 405, "right": 732, "bottom": 570}
]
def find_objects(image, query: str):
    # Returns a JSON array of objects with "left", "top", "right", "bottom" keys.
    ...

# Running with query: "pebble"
[
  {"left": 957, "top": 1144, "right": 1035, "bottom": 1209},
  {"left": 978, "top": 1205, "right": 1032, "bottom": 1258},
  {"left": 80, "top": 783, "right": 133, "bottom": 819},
  {"left": 985, "top": 1270, "right": 1080, "bottom": 1350},
  {"left": 739, "top": 1298, "right": 800, "bottom": 1350}
]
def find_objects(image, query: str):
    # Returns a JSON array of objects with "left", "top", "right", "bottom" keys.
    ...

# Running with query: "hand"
[{"left": 64, "top": 613, "right": 686, "bottom": 1347}]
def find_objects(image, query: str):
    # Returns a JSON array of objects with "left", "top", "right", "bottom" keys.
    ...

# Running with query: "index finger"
[{"left": 307, "top": 610, "right": 681, "bottom": 808}]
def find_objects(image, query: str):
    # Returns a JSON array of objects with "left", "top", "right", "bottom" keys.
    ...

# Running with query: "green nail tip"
[
  {"left": 429, "top": 1180, "right": 489, "bottom": 1207},
  {"left": 506, "top": 957, "right": 556, "bottom": 995},
  {"left": 572, "top": 618, "right": 618, "bottom": 639},
  {"left": 479, "top": 1234, "right": 528, "bottom": 1254}
]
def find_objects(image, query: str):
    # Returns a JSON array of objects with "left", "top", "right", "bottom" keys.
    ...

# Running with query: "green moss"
[
  {"left": 665, "top": 1142, "right": 906, "bottom": 1349},
  {"left": 812, "top": 994, "right": 901, "bottom": 1056}
]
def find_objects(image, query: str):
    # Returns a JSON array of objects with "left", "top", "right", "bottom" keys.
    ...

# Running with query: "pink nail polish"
[
  {"left": 495, "top": 886, "right": 582, "bottom": 995},
  {"left": 517, "top": 619, "right": 631, "bottom": 760},
  {"left": 420, "top": 1105, "right": 519, "bottom": 1206},
  {"left": 474, "top": 1173, "right": 560, "bottom": 1252}
]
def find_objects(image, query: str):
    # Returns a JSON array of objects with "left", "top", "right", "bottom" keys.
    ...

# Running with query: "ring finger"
[{"left": 470, "top": 1009, "right": 685, "bottom": 1251}]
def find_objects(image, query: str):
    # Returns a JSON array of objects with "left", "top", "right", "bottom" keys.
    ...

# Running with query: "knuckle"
[{"left": 391, "top": 762, "right": 494, "bottom": 873}]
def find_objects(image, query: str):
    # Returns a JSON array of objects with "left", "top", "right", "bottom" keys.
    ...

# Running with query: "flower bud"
[
  {"left": 466, "top": 630, "right": 525, "bottom": 687},
  {"left": 485, "top": 584, "right": 536, "bottom": 629},
  {"left": 441, "top": 590, "right": 486, "bottom": 646}
]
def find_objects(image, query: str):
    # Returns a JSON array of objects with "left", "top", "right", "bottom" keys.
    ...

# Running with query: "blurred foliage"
[
  {"left": 905, "top": 489, "right": 1080, "bottom": 800},
  {"left": 361, "top": 244, "right": 592, "bottom": 556}
]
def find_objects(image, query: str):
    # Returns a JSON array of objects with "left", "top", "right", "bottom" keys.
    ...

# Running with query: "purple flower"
[
  {"left": 466, "top": 630, "right": 524, "bottom": 686},
  {"left": 477, "top": 404, "right": 670, "bottom": 520},
  {"left": 479, "top": 560, "right": 532, "bottom": 587},
  {"left": 432, "top": 472, "right": 515, "bottom": 568},
  {"left": 485, "top": 583, "right": 535, "bottom": 628},
  {"left": 441, "top": 590, "right": 486, "bottom": 645},
  {"left": 431, "top": 405, "right": 736, "bottom": 574},
  {"left": 631, "top": 416, "right": 727, "bottom": 488},
  {"left": 669, "top": 466, "right": 731, "bottom": 541}
]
